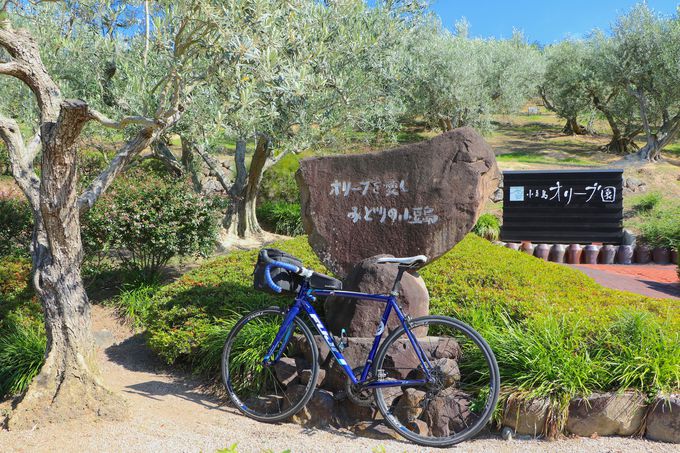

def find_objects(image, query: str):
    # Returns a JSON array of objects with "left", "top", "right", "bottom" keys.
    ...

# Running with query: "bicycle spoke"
[
  {"left": 373, "top": 317, "right": 499, "bottom": 447},
  {"left": 222, "top": 308, "right": 318, "bottom": 422}
]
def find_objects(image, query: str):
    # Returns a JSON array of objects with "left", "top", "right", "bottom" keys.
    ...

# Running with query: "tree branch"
[
  {"left": 0, "top": 19, "right": 62, "bottom": 122},
  {"left": 78, "top": 126, "right": 158, "bottom": 211},
  {"left": 264, "top": 148, "right": 292, "bottom": 172},
  {"left": 88, "top": 109, "right": 159, "bottom": 129},
  {"left": 0, "top": 113, "right": 39, "bottom": 205},
  {"left": 194, "top": 143, "right": 232, "bottom": 193},
  {"left": 0, "top": 60, "right": 23, "bottom": 77}
]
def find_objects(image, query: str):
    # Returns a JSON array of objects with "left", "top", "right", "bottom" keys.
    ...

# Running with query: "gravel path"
[{"left": 0, "top": 306, "right": 676, "bottom": 453}]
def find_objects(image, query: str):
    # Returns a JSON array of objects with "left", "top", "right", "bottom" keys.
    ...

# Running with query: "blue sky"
[{"left": 429, "top": 1, "right": 679, "bottom": 44}]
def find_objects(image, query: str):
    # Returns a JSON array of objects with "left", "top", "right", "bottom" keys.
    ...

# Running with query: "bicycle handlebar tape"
[
  {"left": 264, "top": 264, "right": 282, "bottom": 293},
  {"left": 264, "top": 260, "right": 301, "bottom": 293}
]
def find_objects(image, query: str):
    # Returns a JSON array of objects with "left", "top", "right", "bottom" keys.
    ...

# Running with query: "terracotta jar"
[
  {"left": 652, "top": 247, "right": 670, "bottom": 264},
  {"left": 520, "top": 241, "right": 534, "bottom": 255},
  {"left": 549, "top": 244, "right": 566, "bottom": 263},
  {"left": 635, "top": 244, "right": 652, "bottom": 264},
  {"left": 583, "top": 245, "right": 601, "bottom": 264},
  {"left": 600, "top": 245, "right": 617, "bottom": 264},
  {"left": 617, "top": 245, "right": 634, "bottom": 264},
  {"left": 534, "top": 244, "right": 550, "bottom": 260},
  {"left": 567, "top": 244, "right": 582, "bottom": 264},
  {"left": 505, "top": 242, "right": 520, "bottom": 251}
]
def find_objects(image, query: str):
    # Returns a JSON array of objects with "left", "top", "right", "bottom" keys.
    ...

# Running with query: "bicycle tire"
[
  {"left": 221, "top": 307, "right": 319, "bottom": 423},
  {"left": 373, "top": 315, "right": 500, "bottom": 447}
]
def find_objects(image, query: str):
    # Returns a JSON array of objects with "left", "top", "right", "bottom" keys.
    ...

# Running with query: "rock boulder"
[
  {"left": 324, "top": 255, "right": 429, "bottom": 337},
  {"left": 566, "top": 392, "right": 646, "bottom": 437},
  {"left": 296, "top": 127, "right": 500, "bottom": 276},
  {"left": 645, "top": 395, "right": 680, "bottom": 443}
]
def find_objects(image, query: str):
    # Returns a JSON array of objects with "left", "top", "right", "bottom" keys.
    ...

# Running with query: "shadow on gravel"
[
  {"left": 640, "top": 280, "right": 680, "bottom": 299},
  {"left": 124, "top": 380, "right": 227, "bottom": 412},
  {"left": 105, "top": 333, "right": 165, "bottom": 373},
  {"left": 105, "top": 334, "right": 229, "bottom": 412}
]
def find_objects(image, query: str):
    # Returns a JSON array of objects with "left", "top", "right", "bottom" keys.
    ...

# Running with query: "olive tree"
[
  {"left": 0, "top": 4, "right": 208, "bottom": 428},
  {"left": 540, "top": 40, "right": 594, "bottom": 135},
  {"left": 404, "top": 21, "right": 544, "bottom": 132},
  {"left": 612, "top": 4, "right": 680, "bottom": 161},
  {"left": 167, "top": 0, "right": 423, "bottom": 240}
]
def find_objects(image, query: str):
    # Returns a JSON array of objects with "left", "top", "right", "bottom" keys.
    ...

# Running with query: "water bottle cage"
[{"left": 339, "top": 328, "right": 349, "bottom": 351}]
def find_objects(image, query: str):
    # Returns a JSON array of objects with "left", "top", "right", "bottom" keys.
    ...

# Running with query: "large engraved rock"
[{"left": 296, "top": 127, "right": 500, "bottom": 277}]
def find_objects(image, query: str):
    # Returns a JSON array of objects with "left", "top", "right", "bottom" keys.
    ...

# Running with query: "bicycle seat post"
[{"left": 390, "top": 266, "right": 407, "bottom": 296}]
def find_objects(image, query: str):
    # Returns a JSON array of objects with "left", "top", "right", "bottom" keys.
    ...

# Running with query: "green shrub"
[
  {"left": 471, "top": 213, "right": 500, "bottom": 241},
  {"left": 0, "top": 317, "right": 46, "bottom": 398},
  {"left": 258, "top": 153, "right": 302, "bottom": 204},
  {"left": 0, "top": 257, "right": 45, "bottom": 399},
  {"left": 0, "top": 257, "right": 39, "bottom": 328},
  {"left": 82, "top": 169, "right": 220, "bottom": 277},
  {"left": 0, "top": 197, "right": 32, "bottom": 258},
  {"left": 638, "top": 204, "right": 680, "bottom": 249},
  {"left": 145, "top": 234, "right": 679, "bottom": 414},
  {"left": 256, "top": 201, "right": 304, "bottom": 236},
  {"left": 145, "top": 237, "right": 328, "bottom": 370},
  {"left": 633, "top": 192, "right": 662, "bottom": 213}
]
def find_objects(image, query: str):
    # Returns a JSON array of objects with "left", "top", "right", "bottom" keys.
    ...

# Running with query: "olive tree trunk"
[
  {"left": 562, "top": 117, "right": 588, "bottom": 135},
  {"left": 224, "top": 136, "right": 270, "bottom": 237},
  {"left": 631, "top": 88, "right": 680, "bottom": 161},
  {"left": 0, "top": 18, "right": 182, "bottom": 429},
  {"left": 5, "top": 102, "right": 127, "bottom": 429}
]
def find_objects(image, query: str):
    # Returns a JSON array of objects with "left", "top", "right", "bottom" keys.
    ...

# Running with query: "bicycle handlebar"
[{"left": 260, "top": 249, "right": 308, "bottom": 293}]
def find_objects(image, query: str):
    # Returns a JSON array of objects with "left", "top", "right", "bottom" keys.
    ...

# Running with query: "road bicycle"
[{"left": 221, "top": 248, "right": 499, "bottom": 447}]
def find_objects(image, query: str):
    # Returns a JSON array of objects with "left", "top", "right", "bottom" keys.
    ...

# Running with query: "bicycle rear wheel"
[
  {"left": 221, "top": 307, "right": 318, "bottom": 422},
  {"left": 373, "top": 316, "right": 499, "bottom": 447}
]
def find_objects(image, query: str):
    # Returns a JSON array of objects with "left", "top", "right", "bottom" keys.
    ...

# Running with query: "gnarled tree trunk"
[
  {"left": 562, "top": 117, "right": 588, "bottom": 135},
  {"left": 631, "top": 88, "right": 680, "bottom": 162},
  {"left": 223, "top": 136, "right": 270, "bottom": 238},
  {"left": 7, "top": 101, "right": 127, "bottom": 430},
  {"left": 0, "top": 17, "right": 183, "bottom": 429},
  {"left": 593, "top": 98, "right": 639, "bottom": 154}
]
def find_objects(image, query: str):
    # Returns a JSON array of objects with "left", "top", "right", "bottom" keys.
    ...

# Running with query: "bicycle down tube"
[{"left": 263, "top": 279, "right": 434, "bottom": 388}]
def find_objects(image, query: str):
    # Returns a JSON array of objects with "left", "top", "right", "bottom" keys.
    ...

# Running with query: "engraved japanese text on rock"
[{"left": 296, "top": 127, "right": 500, "bottom": 277}]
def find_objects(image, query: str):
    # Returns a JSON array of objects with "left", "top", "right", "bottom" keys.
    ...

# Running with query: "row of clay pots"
[{"left": 500, "top": 242, "right": 678, "bottom": 265}]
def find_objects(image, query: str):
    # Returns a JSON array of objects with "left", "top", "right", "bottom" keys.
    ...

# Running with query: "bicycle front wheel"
[
  {"left": 221, "top": 307, "right": 318, "bottom": 422},
  {"left": 373, "top": 316, "right": 499, "bottom": 447}
]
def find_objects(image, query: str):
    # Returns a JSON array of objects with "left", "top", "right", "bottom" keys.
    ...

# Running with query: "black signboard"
[{"left": 500, "top": 169, "right": 624, "bottom": 244}]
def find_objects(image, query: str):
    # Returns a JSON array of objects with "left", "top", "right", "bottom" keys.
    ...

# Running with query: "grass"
[
  {"left": 256, "top": 201, "right": 304, "bottom": 236},
  {"left": 0, "top": 318, "right": 46, "bottom": 398},
  {"left": 632, "top": 192, "right": 663, "bottom": 214},
  {"left": 664, "top": 142, "right": 680, "bottom": 157},
  {"left": 495, "top": 151, "right": 594, "bottom": 166},
  {"left": 115, "top": 283, "right": 162, "bottom": 329},
  {"left": 471, "top": 213, "right": 501, "bottom": 241}
]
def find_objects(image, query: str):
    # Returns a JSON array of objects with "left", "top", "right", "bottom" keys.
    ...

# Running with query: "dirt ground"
[{"left": 0, "top": 305, "right": 677, "bottom": 453}]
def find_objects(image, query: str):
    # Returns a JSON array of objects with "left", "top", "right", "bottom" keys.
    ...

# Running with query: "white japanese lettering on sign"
[
  {"left": 346, "top": 206, "right": 439, "bottom": 225},
  {"left": 509, "top": 181, "right": 617, "bottom": 205}
]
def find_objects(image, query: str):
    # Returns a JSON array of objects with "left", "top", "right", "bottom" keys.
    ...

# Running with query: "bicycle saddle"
[{"left": 375, "top": 255, "right": 428, "bottom": 266}]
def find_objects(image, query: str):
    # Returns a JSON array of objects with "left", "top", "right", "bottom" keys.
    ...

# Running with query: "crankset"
[{"left": 345, "top": 367, "right": 375, "bottom": 407}]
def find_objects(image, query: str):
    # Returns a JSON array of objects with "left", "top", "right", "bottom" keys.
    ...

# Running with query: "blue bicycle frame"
[{"left": 262, "top": 279, "right": 434, "bottom": 388}]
